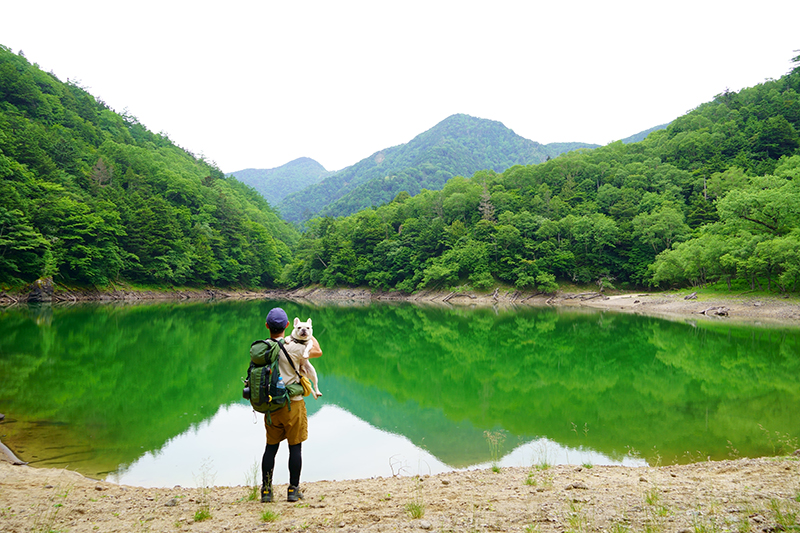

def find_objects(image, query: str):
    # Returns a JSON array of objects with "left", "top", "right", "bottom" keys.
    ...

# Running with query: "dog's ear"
[
  {"left": 307, "top": 318, "right": 312, "bottom": 326},
  {"left": 294, "top": 317, "right": 300, "bottom": 327}
]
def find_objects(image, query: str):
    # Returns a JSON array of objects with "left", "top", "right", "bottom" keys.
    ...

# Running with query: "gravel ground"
[{"left": 2, "top": 456, "right": 799, "bottom": 532}]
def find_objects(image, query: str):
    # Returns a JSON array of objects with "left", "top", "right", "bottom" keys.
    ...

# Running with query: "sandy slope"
[{"left": 2, "top": 456, "right": 799, "bottom": 532}]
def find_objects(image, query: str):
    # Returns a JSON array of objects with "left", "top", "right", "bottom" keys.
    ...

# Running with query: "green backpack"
[{"left": 243, "top": 338, "right": 303, "bottom": 419}]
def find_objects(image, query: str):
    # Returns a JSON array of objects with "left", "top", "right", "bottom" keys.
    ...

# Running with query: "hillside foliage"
[
  {"left": 278, "top": 114, "right": 598, "bottom": 223},
  {"left": 3, "top": 44, "right": 799, "bottom": 296},
  {"left": 282, "top": 62, "right": 800, "bottom": 294},
  {"left": 0, "top": 45, "right": 298, "bottom": 288}
]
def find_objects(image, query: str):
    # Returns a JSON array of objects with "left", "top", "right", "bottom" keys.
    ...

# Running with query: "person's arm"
[{"left": 308, "top": 337, "right": 322, "bottom": 358}]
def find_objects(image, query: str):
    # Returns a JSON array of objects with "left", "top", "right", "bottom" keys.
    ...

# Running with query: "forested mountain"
[
  {"left": 0, "top": 45, "right": 299, "bottom": 288},
  {"left": 4, "top": 42, "right": 798, "bottom": 296},
  {"left": 279, "top": 114, "right": 599, "bottom": 223},
  {"left": 282, "top": 56, "right": 800, "bottom": 294},
  {"left": 227, "top": 157, "right": 330, "bottom": 207}
]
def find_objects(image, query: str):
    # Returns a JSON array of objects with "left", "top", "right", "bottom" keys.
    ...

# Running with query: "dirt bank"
[
  {"left": 2, "top": 455, "right": 799, "bottom": 532},
  {"left": 265, "top": 286, "right": 800, "bottom": 326},
  {"left": 0, "top": 283, "right": 267, "bottom": 305},
  {"left": 4, "top": 283, "right": 800, "bottom": 326},
  {"left": 560, "top": 291, "right": 800, "bottom": 325}
]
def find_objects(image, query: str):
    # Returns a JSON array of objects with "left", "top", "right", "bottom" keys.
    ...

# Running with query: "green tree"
[
  {"left": 632, "top": 206, "right": 691, "bottom": 254},
  {"left": 0, "top": 205, "right": 49, "bottom": 282},
  {"left": 754, "top": 115, "right": 800, "bottom": 159}
]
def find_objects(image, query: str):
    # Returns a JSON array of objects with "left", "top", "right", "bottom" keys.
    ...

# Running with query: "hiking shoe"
[
  {"left": 260, "top": 484, "right": 273, "bottom": 503},
  {"left": 287, "top": 485, "right": 304, "bottom": 502}
]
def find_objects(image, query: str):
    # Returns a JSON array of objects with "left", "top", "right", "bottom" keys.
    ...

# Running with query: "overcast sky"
[{"left": 2, "top": 1, "right": 798, "bottom": 173}]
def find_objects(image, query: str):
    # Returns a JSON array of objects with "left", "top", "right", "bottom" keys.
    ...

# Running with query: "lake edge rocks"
[{"left": 3, "top": 283, "right": 799, "bottom": 326}]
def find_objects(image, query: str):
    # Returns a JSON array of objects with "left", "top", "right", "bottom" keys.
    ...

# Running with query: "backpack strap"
[{"left": 279, "top": 342, "right": 301, "bottom": 380}]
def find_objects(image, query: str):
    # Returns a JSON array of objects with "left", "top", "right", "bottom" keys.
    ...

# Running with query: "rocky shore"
[
  {"left": 266, "top": 286, "right": 800, "bottom": 325},
  {"left": 3, "top": 280, "right": 800, "bottom": 326}
]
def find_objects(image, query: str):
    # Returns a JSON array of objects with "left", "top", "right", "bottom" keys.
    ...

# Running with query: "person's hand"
[{"left": 309, "top": 337, "right": 322, "bottom": 358}]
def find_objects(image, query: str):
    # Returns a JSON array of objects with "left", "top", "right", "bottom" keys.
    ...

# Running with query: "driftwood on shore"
[
  {"left": 0, "top": 434, "right": 27, "bottom": 466},
  {"left": 442, "top": 291, "right": 477, "bottom": 303},
  {"left": 0, "top": 413, "right": 26, "bottom": 465},
  {"left": 553, "top": 291, "right": 609, "bottom": 302},
  {"left": 699, "top": 306, "right": 729, "bottom": 317}
]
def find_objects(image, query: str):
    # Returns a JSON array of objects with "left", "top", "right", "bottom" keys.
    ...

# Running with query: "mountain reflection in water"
[{"left": 113, "top": 404, "right": 644, "bottom": 487}]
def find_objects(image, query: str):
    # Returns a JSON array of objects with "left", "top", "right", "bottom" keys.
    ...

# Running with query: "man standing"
[{"left": 261, "top": 307, "right": 322, "bottom": 503}]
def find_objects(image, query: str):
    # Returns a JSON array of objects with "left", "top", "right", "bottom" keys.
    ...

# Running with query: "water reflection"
[
  {"left": 113, "top": 404, "right": 645, "bottom": 488},
  {"left": 1, "top": 300, "right": 798, "bottom": 488}
]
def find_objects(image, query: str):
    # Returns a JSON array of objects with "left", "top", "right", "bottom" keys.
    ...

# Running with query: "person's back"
[{"left": 258, "top": 307, "right": 322, "bottom": 502}]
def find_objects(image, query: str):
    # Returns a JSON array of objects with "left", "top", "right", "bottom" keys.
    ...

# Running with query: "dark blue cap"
[{"left": 266, "top": 307, "right": 288, "bottom": 330}]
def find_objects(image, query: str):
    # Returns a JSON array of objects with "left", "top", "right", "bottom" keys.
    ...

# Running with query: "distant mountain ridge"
[
  {"left": 277, "top": 114, "right": 600, "bottom": 223},
  {"left": 620, "top": 123, "right": 670, "bottom": 144},
  {"left": 227, "top": 157, "right": 330, "bottom": 207}
]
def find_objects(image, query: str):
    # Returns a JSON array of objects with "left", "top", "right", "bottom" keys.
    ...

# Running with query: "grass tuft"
[
  {"left": 769, "top": 498, "right": 798, "bottom": 529},
  {"left": 484, "top": 430, "right": 506, "bottom": 472},
  {"left": 193, "top": 506, "right": 211, "bottom": 522},
  {"left": 244, "top": 460, "right": 260, "bottom": 501},
  {"left": 261, "top": 508, "right": 280, "bottom": 522},
  {"left": 405, "top": 501, "right": 426, "bottom": 519}
]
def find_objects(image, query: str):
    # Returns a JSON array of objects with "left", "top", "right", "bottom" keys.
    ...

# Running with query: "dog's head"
[{"left": 291, "top": 317, "right": 313, "bottom": 342}]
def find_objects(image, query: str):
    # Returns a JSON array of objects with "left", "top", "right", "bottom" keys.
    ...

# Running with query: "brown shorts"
[{"left": 265, "top": 400, "right": 308, "bottom": 445}]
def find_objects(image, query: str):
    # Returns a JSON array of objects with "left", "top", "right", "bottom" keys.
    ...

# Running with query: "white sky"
[{"left": 2, "top": 1, "right": 798, "bottom": 173}]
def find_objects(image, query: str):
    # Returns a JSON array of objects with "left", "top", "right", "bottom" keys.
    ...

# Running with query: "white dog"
[{"left": 283, "top": 317, "right": 322, "bottom": 399}]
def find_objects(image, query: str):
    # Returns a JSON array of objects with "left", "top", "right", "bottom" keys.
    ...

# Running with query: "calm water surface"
[{"left": 1, "top": 300, "right": 798, "bottom": 487}]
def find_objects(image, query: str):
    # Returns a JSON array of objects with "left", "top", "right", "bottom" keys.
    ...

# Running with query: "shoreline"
[
  {"left": 272, "top": 286, "right": 800, "bottom": 325},
  {"left": 2, "top": 456, "right": 798, "bottom": 532},
  {"left": 4, "top": 284, "right": 799, "bottom": 326}
]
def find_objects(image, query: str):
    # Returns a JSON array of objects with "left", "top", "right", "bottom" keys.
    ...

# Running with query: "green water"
[{"left": 1, "top": 300, "right": 798, "bottom": 483}]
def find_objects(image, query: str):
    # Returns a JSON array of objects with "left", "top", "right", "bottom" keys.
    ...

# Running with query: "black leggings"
[{"left": 262, "top": 442, "right": 302, "bottom": 487}]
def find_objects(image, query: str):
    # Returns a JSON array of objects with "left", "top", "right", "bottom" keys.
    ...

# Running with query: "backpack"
[{"left": 243, "top": 338, "right": 303, "bottom": 420}]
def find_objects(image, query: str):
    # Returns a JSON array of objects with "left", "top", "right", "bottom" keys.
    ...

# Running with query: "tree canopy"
[{"left": 0, "top": 45, "right": 298, "bottom": 288}]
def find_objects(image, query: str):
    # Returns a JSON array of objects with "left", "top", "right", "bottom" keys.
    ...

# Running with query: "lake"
[{"left": 1, "top": 299, "right": 798, "bottom": 488}]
